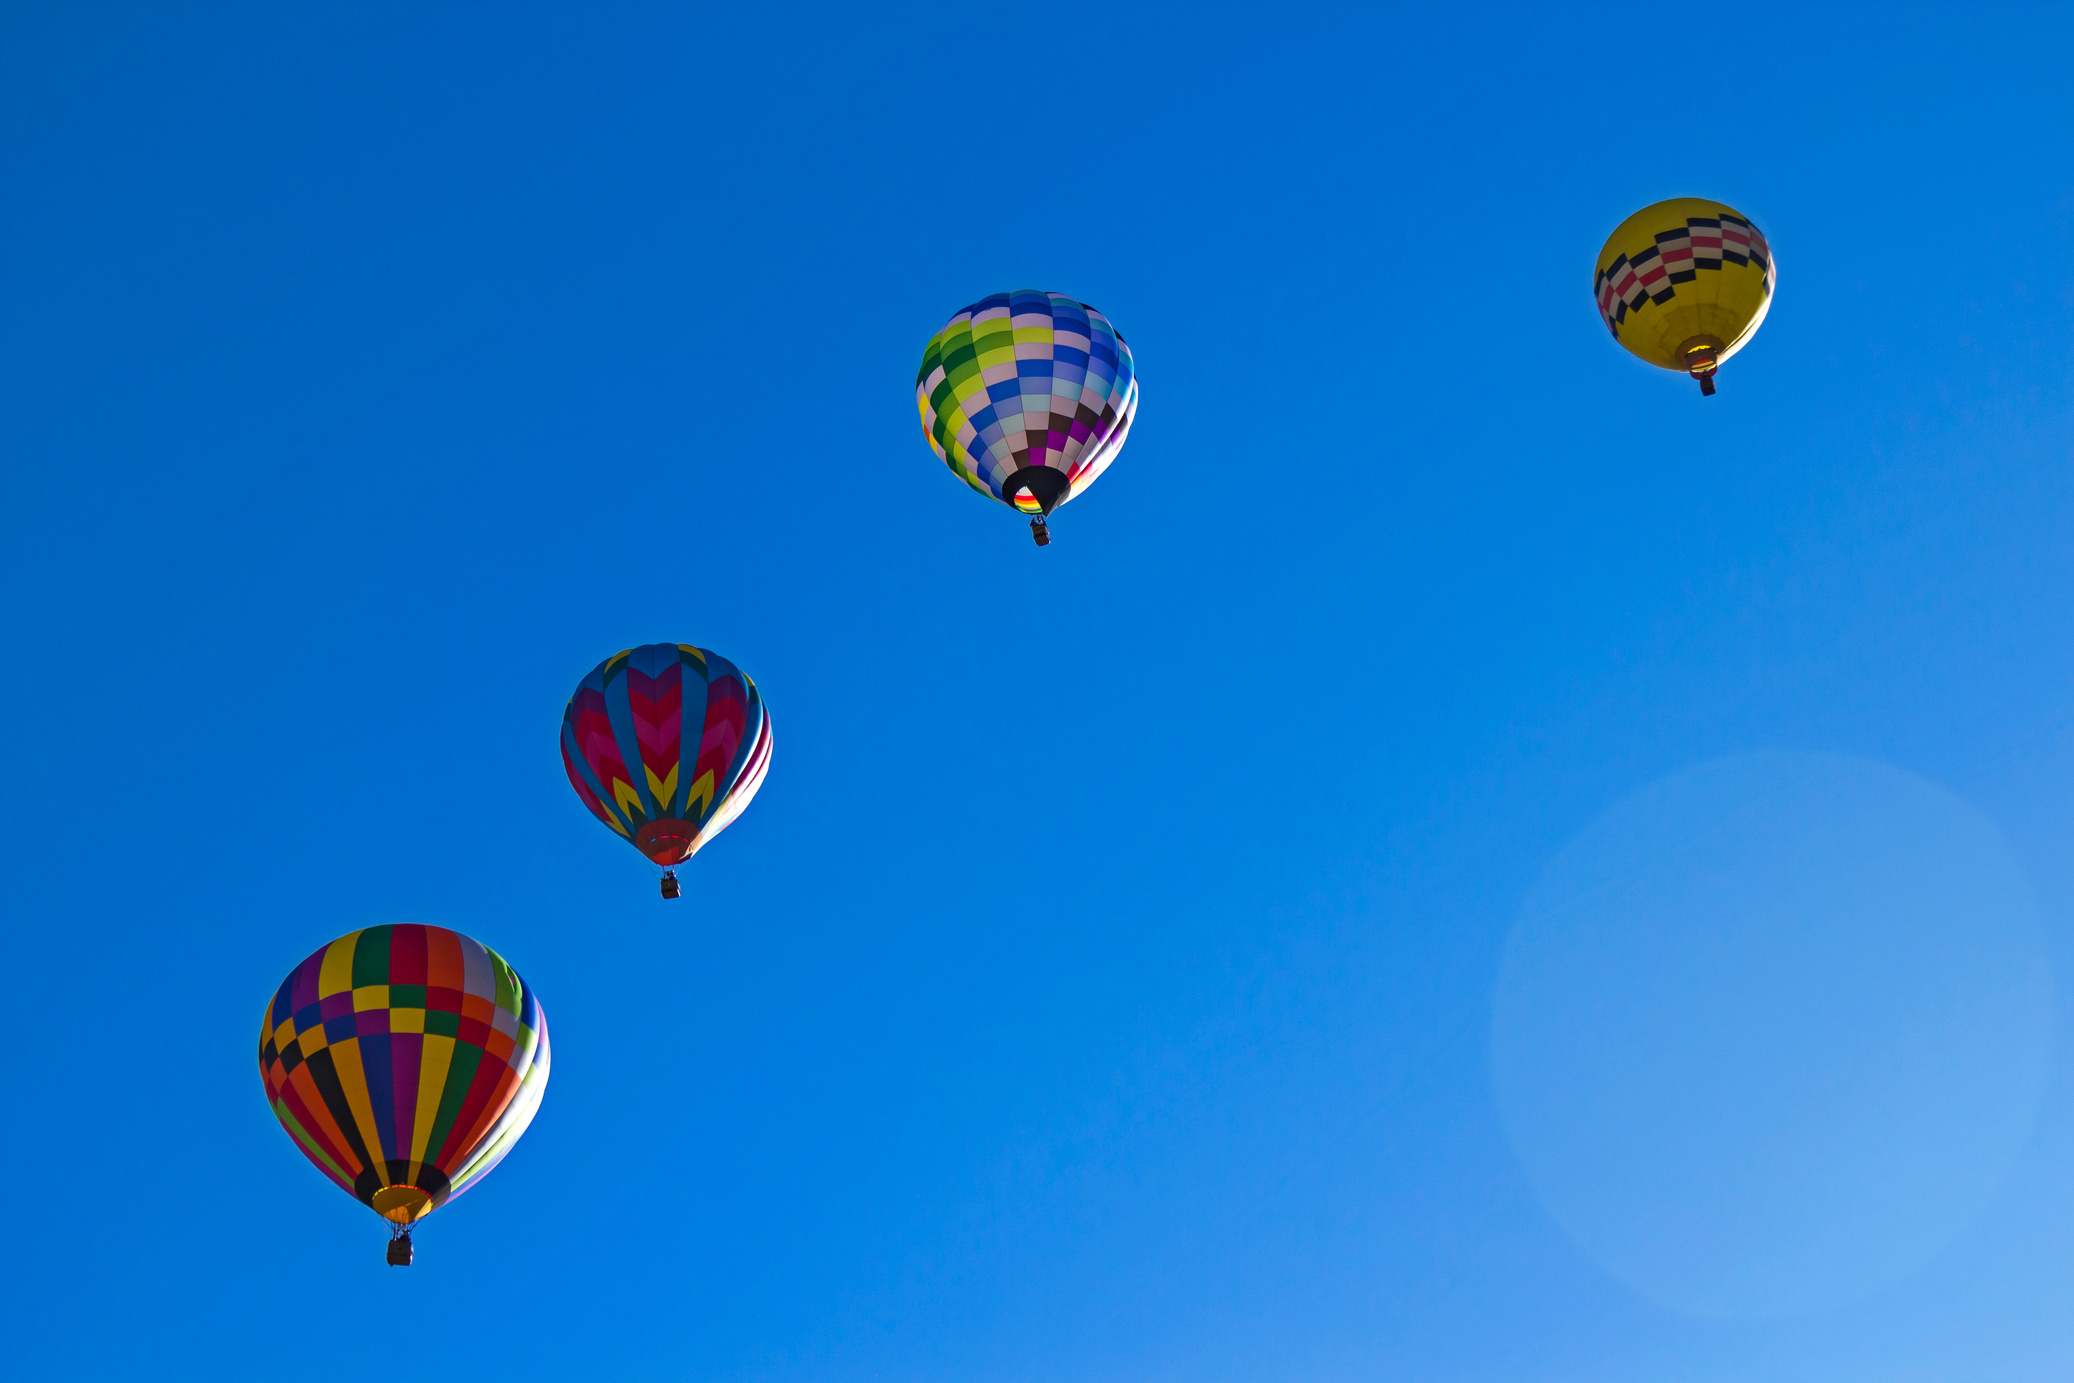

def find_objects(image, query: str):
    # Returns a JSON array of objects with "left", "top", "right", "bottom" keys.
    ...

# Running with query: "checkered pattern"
[
  {"left": 258, "top": 925, "right": 550, "bottom": 1222},
  {"left": 561, "top": 643, "right": 774, "bottom": 865},
  {"left": 1595, "top": 214, "right": 1772, "bottom": 338},
  {"left": 915, "top": 290, "right": 1139, "bottom": 514}
]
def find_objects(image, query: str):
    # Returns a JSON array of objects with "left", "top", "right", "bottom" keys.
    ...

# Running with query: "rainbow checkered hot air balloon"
[
  {"left": 258, "top": 925, "right": 550, "bottom": 1265},
  {"left": 560, "top": 643, "right": 774, "bottom": 899},
  {"left": 915, "top": 289, "right": 1138, "bottom": 546},
  {"left": 1594, "top": 197, "right": 1775, "bottom": 395}
]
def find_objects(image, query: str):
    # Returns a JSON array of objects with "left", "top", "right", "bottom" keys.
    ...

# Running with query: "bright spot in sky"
[{"left": 1491, "top": 751, "right": 2054, "bottom": 1318}]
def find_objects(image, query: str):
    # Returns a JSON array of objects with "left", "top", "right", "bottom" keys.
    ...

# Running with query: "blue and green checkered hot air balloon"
[{"left": 915, "top": 290, "right": 1138, "bottom": 546}]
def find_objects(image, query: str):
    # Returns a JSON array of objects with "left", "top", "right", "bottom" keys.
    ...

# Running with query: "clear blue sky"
[{"left": 7, "top": 5, "right": 2074, "bottom": 1380}]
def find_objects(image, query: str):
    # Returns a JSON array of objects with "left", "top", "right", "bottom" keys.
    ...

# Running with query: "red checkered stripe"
[{"left": 1595, "top": 215, "right": 1772, "bottom": 338}]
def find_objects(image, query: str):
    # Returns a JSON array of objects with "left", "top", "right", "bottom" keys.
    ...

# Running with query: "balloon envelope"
[
  {"left": 560, "top": 642, "right": 774, "bottom": 868},
  {"left": 258, "top": 924, "right": 549, "bottom": 1225},
  {"left": 916, "top": 289, "right": 1138, "bottom": 520},
  {"left": 1594, "top": 198, "right": 1774, "bottom": 383}
]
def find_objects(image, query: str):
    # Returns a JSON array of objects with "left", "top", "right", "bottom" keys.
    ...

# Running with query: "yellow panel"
[
  {"left": 685, "top": 769, "right": 716, "bottom": 819},
  {"left": 352, "top": 985, "right": 390, "bottom": 1012},
  {"left": 324, "top": 1038, "right": 388, "bottom": 1176},
  {"left": 389, "top": 1008, "right": 426, "bottom": 1034},
  {"left": 316, "top": 932, "right": 362, "bottom": 999},
  {"left": 409, "top": 1034, "right": 456, "bottom": 1179}
]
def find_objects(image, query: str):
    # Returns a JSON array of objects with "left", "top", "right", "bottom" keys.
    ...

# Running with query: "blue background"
[{"left": 6, "top": 5, "right": 2074, "bottom": 1379}]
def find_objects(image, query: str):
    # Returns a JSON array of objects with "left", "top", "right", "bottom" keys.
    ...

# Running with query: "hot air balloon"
[
  {"left": 560, "top": 642, "right": 773, "bottom": 899},
  {"left": 258, "top": 925, "right": 549, "bottom": 1265},
  {"left": 916, "top": 289, "right": 1138, "bottom": 546},
  {"left": 1593, "top": 198, "right": 1774, "bottom": 395}
]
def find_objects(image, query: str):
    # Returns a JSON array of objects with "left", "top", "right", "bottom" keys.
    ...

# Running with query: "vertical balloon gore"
[{"left": 1031, "top": 518, "right": 1051, "bottom": 547}]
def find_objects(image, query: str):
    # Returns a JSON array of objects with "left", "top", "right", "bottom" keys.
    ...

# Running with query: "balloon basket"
[
  {"left": 386, "top": 1229, "right": 413, "bottom": 1267},
  {"left": 1030, "top": 519, "right": 1051, "bottom": 547},
  {"left": 660, "top": 870, "right": 681, "bottom": 900}
]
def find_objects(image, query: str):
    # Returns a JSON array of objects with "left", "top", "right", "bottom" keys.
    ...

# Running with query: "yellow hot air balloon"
[{"left": 1593, "top": 198, "right": 1774, "bottom": 395}]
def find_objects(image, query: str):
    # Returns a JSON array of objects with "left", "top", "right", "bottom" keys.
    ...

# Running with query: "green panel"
[
  {"left": 425, "top": 1009, "right": 460, "bottom": 1038},
  {"left": 389, "top": 983, "right": 427, "bottom": 1009},
  {"left": 490, "top": 951, "right": 519, "bottom": 1015},
  {"left": 421, "top": 1041, "right": 484, "bottom": 1171},
  {"left": 351, "top": 925, "right": 392, "bottom": 988}
]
